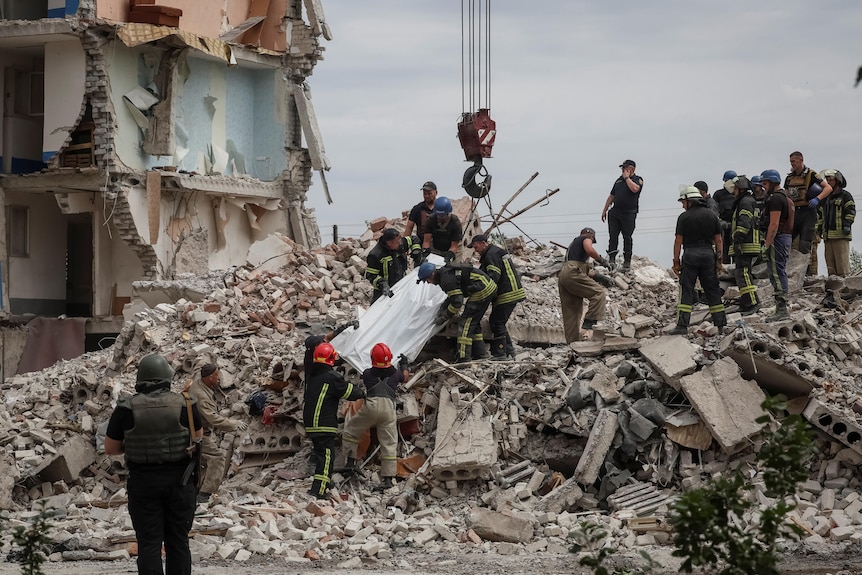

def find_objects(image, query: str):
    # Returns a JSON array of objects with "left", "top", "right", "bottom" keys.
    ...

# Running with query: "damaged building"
[{"left": 0, "top": 0, "right": 330, "bottom": 364}]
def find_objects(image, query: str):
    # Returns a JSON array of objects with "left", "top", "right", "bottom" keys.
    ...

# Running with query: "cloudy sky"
[{"left": 304, "top": 1, "right": 862, "bottom": 268}]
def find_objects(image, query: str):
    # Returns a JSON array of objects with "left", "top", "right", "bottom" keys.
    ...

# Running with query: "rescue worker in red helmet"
[
  {"left": 302, "top": 342, "right": 364, "bottom": 499},
  {"left": 341, "top": 343, "right": 410, "bottom": 491}
]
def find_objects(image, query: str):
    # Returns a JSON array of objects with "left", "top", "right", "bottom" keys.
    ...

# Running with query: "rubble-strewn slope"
[{"left": 4, "top": 226, "right": 862, "bottom": 567}]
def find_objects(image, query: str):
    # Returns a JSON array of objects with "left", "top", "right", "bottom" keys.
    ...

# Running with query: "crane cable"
[{"left": 461, "top": 0, "right": 491, "bottom": 114}]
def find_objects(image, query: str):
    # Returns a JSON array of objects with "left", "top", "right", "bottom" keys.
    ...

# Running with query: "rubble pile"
[{"left": 5, "top": 227, "right": 862, "bottom": 566}]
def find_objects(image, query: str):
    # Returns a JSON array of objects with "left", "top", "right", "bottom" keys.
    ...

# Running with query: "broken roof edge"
[{"left": 162, "top": 172, "right": 285, "bottom": 199}]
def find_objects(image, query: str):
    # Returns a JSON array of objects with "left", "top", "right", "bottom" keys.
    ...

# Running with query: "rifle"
[{"left": 180, "top": 392, "right": 202, "bottom": 488}]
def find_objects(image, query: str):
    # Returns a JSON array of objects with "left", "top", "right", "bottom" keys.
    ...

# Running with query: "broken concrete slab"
[
  {"left": 430, "top": 387, "right": 497, "bottom": 481},
  {"left": 467, "top": 507, "right": 533, "bottom": 543},
  {"left": 574, "top": 409, "right": 618, "bottom": 485},
  {"left": 678, "top": 357, "right": 767, "bottom": 452},
  {"left": 639, "top": 335, "right": 698, "bottom": 390}
]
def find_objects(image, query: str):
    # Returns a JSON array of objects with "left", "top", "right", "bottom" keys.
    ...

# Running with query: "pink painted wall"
[{"left": 96, "top": 0, "right": 287, "bottom": 52}]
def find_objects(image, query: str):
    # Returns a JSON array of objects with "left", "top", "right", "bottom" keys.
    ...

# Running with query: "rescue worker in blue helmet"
[
  {"left": 422, "top": 196, "right": 463, "bottom": 262},
  {"left": 759, "top": 169, "right": 794, "bottom": 321},
  {"left": 417, "top": 261, "right": 497, "bottom": 362},
  {"left": 105, "top": 354, "right": 203, "bottom": 575}
]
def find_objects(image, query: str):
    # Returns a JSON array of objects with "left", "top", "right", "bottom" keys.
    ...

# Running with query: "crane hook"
[{"left": 462, "top": 158, "right": 492, "bottom": 199}]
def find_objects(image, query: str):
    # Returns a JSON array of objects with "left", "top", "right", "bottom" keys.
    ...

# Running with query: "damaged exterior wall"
[{"left": 0, "top": 0, "right": 326, "bottom": 321}]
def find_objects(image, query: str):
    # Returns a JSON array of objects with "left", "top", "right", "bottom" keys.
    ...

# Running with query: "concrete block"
[
  {"left": 639, "top": 336, "right": 698, "bottom": 390},
  {"left": 429, "top": 387, "right": 497, "bottom": 481},
  {"left": 803, "top": 399, "right": 862, "bottom": 455},
  {"left": 468, "top": 508, "right": 532, "bottom": 543},
  {"left": 678, "top": 357, "right": 766, "bottom": 452},
  {"left": 831, "top": 526, "right": 856, "bottom": 541},
  {"left": 574, "top": 409, "right": 618, "bottom": 484}
]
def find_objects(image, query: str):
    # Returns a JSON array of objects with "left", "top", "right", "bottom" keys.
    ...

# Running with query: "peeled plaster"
[{"left": 43, "top": 39, "right": 86, "bottom": 158}]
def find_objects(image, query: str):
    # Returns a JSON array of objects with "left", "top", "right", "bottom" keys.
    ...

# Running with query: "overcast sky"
[{"left": 304, "top": 1, "right": 862, "bottom": 268}]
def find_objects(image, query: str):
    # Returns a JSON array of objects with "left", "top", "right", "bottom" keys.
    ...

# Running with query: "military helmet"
[{"left": 136, "top": 354, "right": 174, "bottom": 392}]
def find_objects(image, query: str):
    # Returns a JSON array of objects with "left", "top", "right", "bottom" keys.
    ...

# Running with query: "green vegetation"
[
  {"left": 669, "top": 395, "right": 817, "bottom": 575},
  {"left": 0, "top": 504, "right": 56, "bottom": 575},
  {"left": 568, "top": 520, "right": 658, "bottom": 575}
]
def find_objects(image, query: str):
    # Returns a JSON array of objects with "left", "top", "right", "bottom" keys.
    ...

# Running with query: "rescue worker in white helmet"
[
  {"left": 815, "top": 169, "right": 855, "bottom": 277},
  {"left": 669, "top": 186, "right": 726, "bottom": 334}
]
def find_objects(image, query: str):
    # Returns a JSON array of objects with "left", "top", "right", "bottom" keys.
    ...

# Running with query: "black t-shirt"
[
  {"left": 424, "top": 214, "right": 463, "bottom": 252},
  {"left": 408, "top": 202, "right": 434, "bottom": 238},
  {"left": 609, "top": 174, "right": 644, "bottom": 213},
  {"left": 675, "top": 204, "right": 721, "bottom": 247},
  {"left": 566, "top": 235, "right": 589, "bottom": 262},
  {"left": 762, "top": 191, "right": 793, "bottom": 235}
]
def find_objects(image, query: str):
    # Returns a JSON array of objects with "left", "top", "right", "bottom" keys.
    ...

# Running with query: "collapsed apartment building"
[
  {"left": 3, "top": 208, "right": 862, "bottom": 566},
  {"left": 0, "top": 0, "right": 330, "bottom": 375}
]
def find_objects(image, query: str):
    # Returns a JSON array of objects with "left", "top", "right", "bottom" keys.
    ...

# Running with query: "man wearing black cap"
[
  {"left": 365, "top": 228, "right": 419, "bottom": 302},
  {"left": 469, "top": 234, "right": 526, "bottom": 359},
  {"left": 601, "top": 159, "right": 643, "bottom": 271},
  {"left": 558, "top": 227, "right": 610, "bottom": 343},
  {"left": 188, "top": 363, "right": 248, "bottom": 504},
  {"left": 404, "top": 181, "right": 438, "bottom": 242}
]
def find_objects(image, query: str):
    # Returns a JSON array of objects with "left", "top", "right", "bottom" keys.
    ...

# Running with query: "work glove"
[
  {"left": 597, "top": 257, "right": 611, "bottom": 269},
  {"left": 397, "top": 353, "right": 409, "bottom": 371},
  {"left": 236, "top": 420, "right": 249, "bottom": 432},
  {"left": 433, "top": 309, "right": 452, "bottom": 325},
  {"left": 412, "top": 252, "right": 423, "bottom": 267},
  {"left": 808, "top": 197, "right": 820, "bottom": 208},
  {"left": 443, "top": 250, "right": 456, "bottom": 263},
  {"left": 843, "top": 226, "right": 852, "bottom": 235},
  {"left": 380, "top": 282, "right": 392, "bottom": 298},
  {"left": 420, "top": 247, "right": 431, "bottom": 263},
  {"left": 333, "top": 319, "right": 360, "bottom": 336},
  {"left": 593, "top": 272, "right": 615, "bottom": 289},
  {"left": 761, "top": 244, "right": 770, "bottom": 261}
]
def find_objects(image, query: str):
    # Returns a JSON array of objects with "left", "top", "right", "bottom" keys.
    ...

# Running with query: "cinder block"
[{"left": 803, "top": 399, "right": 862, "bottom": 455}]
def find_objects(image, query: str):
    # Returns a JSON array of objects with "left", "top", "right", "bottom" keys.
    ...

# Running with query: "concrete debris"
[{"left": 4, "top": 228, "right": 862, "bottom": 565}]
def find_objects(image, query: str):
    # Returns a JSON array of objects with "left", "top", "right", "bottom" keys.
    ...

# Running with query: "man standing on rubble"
[
  {"left": 365, "top": 228, "right": 419, "bottom": 303},
  {"left": 759, "top": 169, "right": 795, "bottom": 321},
  {"left": 669, "top": 187, "right": 726, "bottom": 335},
  {"left": 422, "top": 196, "right": 463, "bottom": 261},
  {"left": 341, "top": 343, "right": 409, "bottom": 491},
  {"left": 303, "top": 342, "right": 365, "bottom": 499},
  {"left": 558, "top": 227, "right": 611, "bottom": 343},
  {"left": 404, "top": 181, "right": 438, "bottom": 242},
  {"left": 468, "top": 234, "right": 525, "bottom": 359},
  {"left": 714, "top": 170, "right": 738, "bottom": 264},
  {"left": 104, "top": 354, "right": 203, "bottom": 575},
  {"left": 816, "top": 169, "right": 855, "bottom": 277},
  {"left": 785, "top": 151, "right": 831, "bottom": 276},
  {"left": 601, "top": 159, "right": 643, "bottom": 271},
  {"left": 416, "top": 261, "right": 497, "bottom": 362},
  {"left": 729, "top": 175, "right": 761, "bottom": 315},
  {"left": 189, "top": 363, "right": 248, "bottom": 505}
]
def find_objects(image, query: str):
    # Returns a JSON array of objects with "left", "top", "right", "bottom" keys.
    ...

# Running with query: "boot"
[
  {"left": 375, "top": 476, "right": 394, "bottom": 491},
  {"left": 471, "top": 339, "right": 489, "bottom": 359},
  {"left": 504, "top": 336, "right": 516, "bottom": 358},
  {"left": 767, "top": 302, "right": 790, "bottom": 322},
  {"left": 621, "top": 258, "right": 631, "bottom": 272},
  {"left": 668, "top": 324, "right": 688, "bottom": 335},
  {"left": 337, "top": 457, "right": 356, "bottom": 473},
  {"left": 490, "top": 336, "right": 507, "bottom": 361}
]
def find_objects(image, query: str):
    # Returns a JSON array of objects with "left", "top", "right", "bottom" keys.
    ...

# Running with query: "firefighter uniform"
[
  {"left": 303, "top": 363, "right": 364, "bottom": 498},
  {"left": 435, "top": 264, "right": 497, "bottom": 362},
  {"left": 477, "top": 243, "right": 526, "bottom": 358},
  {"left": 730, "top": 187, "right": 761, "bottom": 312}
]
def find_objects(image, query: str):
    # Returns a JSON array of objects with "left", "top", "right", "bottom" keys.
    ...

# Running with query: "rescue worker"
[
  {"left": 341, "top": 343, "right": 409, "bottom": 491},
  {"left": 759, "top": 169, "right": 795, "bottom": 321},
  {"left": 669, "top": 187, "right": 726, "bottom": 334},
  {"left": 303, "top": 341, "right": 364, "bottom": 499},
  {"left": 104, "top": 354, "right": 203, "bottom": 575},
  {"left": 188, "top": 363, "right": 248, "bottom": 505},
  {"left": 816, "top": 169, "right": 855, "bottom": 277},
  {"left": 404, "top": 181, "right": 438, "bottom": 241},
  {"left": 468, "top": 234, "right": 526, "bottom": 359},
  {"left": 416, "top": 261, "right": 497, "bottom": 362},
  {"left": 784, "top": 151, "right": 831, "bottom": 276},
  {"left": 729, "top": 175, "right": 761, "bottom": 315},
  {"left": 558, "top": 227, "right": 610, "bottom": 344},
  {"left": 365, "top": 228, "right": 419, "bottom": 303},
  {"left": 302, "top": 320, "right": 359, "bottom": 381},
  {"left": 713, "top": 170, "right": 738, "bottom": 264},
  {"left": 600, "top": 159, "right": 644, "bottom": 271},
  {"left": 693, "top": 180, "right": 720, "bottom": 218},
  {"left": 422, "top": 196, "right": 463, "bottom": 260}
]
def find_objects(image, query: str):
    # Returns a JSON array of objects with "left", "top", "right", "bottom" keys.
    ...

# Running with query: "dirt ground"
[{"left": 2, "top": 546, "right": 862, "bottom": 575}]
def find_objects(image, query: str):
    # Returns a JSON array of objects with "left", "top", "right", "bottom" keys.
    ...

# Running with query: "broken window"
[{"left": 6, "top": 205, "right": 29, "bottom": 257}]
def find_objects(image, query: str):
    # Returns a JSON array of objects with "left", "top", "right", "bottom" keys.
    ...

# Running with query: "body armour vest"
[{"left": 120, "top": 390, "right": 191, "bottom": 465}]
